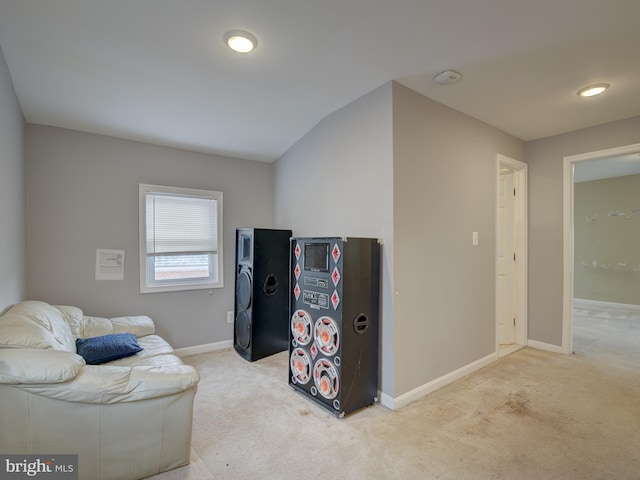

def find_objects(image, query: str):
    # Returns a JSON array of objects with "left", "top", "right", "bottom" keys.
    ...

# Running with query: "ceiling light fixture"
[
  {"left": 577, "top": 83, "right": 610, "bottom": 97},
  {"left": 224, "top": 30, "right": 257, "bottom": 53}
]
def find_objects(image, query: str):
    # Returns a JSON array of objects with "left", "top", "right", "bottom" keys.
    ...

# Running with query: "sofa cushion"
[
  {"left": 76, "top": 333, "right": 143, "bottom": 365},
  {"left": 54, "top": 305, "right": 85, "bottom": 339},
  {"left": 81, "top": 316, "right": 117, "bottom": 338},
  {"left": 107, "top": 334, "right": 178, "bottom": 367},
  {"left": 111, "top": 316, "right": 155, "bottom": 337},
  {"left": 0, "top": 313, "right": 60, "bottom": 349},
  {"left": 6, "top": 301, "right": 76, "bottom": 352},
  {"left": 75, "top": 315, "right": 155, "bottom": 339}
]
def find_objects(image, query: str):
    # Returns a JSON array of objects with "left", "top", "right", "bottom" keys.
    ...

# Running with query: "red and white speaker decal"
[
  {"left": 331, "top": 266, "right": 341, "bottom": 287},
  {"left": 293, "top": 283, "right": 300, "bottom": 300},
  {"left": 331, "top": 290, "right": 340, "bottom": 310},
  {"left": 294, "top": 263, "right": 301, "bottom": 280},
  {"left": 294, "top": 243, "right": 301, "bottom": 260},
  {"left": 313, "top": 359, "right": 339, "bottom": 400},
  {"left": 332, "top": 243, "right": 341, "bottom": 263},
  {"left": 291, "top": 309, "right": 312, "bottom": 345},
  {"left": 290, "top": 348, "right": 312, "bottom": 384},
  {"left": 314, "top": 316, "right": 340, "bottom": 356}
]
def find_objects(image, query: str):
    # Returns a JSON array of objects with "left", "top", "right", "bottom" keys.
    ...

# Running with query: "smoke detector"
[{"left": 433, "top": 70, "right": 461, "bottom": 86}]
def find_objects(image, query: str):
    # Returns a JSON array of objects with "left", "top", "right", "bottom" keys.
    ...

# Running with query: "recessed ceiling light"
[
  {"left": 224, "top": 30, "right": 257, "bottom": 53},
  {"left": 577, "top": 83, "right": 610, "bottom": 97}
]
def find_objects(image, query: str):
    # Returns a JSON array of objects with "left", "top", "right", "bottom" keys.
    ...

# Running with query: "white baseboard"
[
  {"left": 573, "top": 298, "right": 640, "bottom": 312},
  {"left": 527, "top": 339, "right": 563, "bottom": 354},
  {"left": 380, "top": 352, "right": 498, "bottom": 410},
  {"left": 174, "top": 340, "right": 233, "bottom": 357}
]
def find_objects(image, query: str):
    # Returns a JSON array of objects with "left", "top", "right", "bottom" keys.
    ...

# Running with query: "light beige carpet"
[{"left": 152, "top": 307, "right": 640, "bottom": 480}]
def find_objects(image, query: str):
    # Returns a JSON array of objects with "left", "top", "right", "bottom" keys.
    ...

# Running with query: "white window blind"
[
  {"left": 145, "top": 193, "right": 218, "bottom": 255},
  {"left": 139, "top": 184, "right": 223, "bottom": 293}
]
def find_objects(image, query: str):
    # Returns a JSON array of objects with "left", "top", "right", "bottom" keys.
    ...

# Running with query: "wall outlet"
[{"left": 227, "top": 311, "right": 234, "bottom": 324}]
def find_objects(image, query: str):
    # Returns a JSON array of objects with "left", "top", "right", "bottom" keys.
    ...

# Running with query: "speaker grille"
[
  {"left": 314, "top": 316, "right": 340, "bottom": 356},
  {"left": 313, "top": 359, "right": 339, "bottom": 399},
  {"left": 291, "top": 309, "right": 313, "bottom": 346},
  {"left": 235, "top": 309, "right": 251, "bottom": 349},
  {"left": 290, "top": 348, "right": 312, "bottom": 384},
  {"left": 236, "top": 269, "right": 252, "bottom": 310}
]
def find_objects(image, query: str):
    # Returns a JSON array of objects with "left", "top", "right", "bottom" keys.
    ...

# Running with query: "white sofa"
[{"left": 0, "top": 300, "right": 200, "bottom": 480}]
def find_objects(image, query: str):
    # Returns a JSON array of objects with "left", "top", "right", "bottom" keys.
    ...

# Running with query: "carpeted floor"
[{"left": 151, "top": 304, "right": 640, "bottom": 479}]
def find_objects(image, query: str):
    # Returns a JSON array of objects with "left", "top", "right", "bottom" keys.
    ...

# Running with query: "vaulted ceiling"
[{"left": 0, "top": 1, "right": 639, "bottom": 163}]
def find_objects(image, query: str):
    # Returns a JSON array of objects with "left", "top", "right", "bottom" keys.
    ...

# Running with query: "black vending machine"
[
  {"left": 289, "top": 236, "right": 381, "bottom": 417},
  {"left": 234, "top": 228, "right": 292, "bottom": 362}
]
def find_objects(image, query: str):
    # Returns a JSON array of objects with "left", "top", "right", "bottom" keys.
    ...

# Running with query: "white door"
[{"left": 497, "top": 169, "right": 516, "bottom": 344}]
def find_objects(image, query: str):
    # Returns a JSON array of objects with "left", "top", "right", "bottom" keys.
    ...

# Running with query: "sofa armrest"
[
  {"left": 0, "top": 349, "right": 85, "bottom": 384},
  {"left": 15, "top": 363, "right": 199, "bottom": 404}
]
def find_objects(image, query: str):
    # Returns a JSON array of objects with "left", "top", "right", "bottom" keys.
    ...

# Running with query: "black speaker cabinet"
[
  {"left": 234, "top": 228, "right": 292, "bottom": 362},
  {"left": 289, "top": 237, "right": 380, "bottom": 417}
]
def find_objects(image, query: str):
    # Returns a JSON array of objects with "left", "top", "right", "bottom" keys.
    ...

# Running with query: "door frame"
[
  {"left": 562, "top": 142, "right": 640, "bottom": 354},
  {"left": 495, "top": 154, "right": 528, "bottom": 352}
]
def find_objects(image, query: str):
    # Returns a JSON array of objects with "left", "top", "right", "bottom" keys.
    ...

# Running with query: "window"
[{"left": 139, "top": 184, "right": 223, "bottom": 293}]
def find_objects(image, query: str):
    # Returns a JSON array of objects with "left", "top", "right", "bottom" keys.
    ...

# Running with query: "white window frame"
[{"left": 139, "top": 184, "right": 223, "bottom": 293}]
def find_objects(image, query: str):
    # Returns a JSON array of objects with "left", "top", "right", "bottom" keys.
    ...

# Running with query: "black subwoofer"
[{"left": 234, "top": 228, "right": 292, "bottom": 361}]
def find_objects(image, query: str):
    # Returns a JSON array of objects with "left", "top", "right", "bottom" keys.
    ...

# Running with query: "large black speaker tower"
[
  {"left": 234, "top": 228, "right": 292, "bottom": 362},
  {"left": 289, "top": 237, "right": 380, "bottom": 417}
]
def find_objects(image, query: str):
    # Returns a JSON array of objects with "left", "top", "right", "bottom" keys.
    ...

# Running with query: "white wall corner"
[{"left": 379, "top": 391, "right": 396, "bottom": 410}]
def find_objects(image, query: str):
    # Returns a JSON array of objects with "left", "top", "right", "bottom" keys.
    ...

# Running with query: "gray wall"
[
  {"left": 0, "top": 44, "right": 25, "bottom": 313},
  {"left": 574, "top": 174, "right": 640, "bottom": 305},
  {"left": 274, "top": 82, "right": 395, "bottom": 395},
  {"left": 25, "top": 125, "right": 274, "bottom": 348},
  {"left": 274, "top": 80, "right": 528, "bottom": 401},
  {"left": 392, "top": 83, "right": 525, "bottom": 397},
  {"left": 526, "top": 115, "right": 640, "bottom": 346}
]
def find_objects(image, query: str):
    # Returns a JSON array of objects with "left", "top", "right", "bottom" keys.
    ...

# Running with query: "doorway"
[
  {"left": 496, "top": 154, "right": 528, "bottom": 357},
  {"left": 562, "top": 142, "right": 640, "bottom": 354}
]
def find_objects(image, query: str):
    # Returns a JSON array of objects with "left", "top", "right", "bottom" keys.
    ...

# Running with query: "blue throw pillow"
[{"left": 76, "top": 333, "right": 143, "bottom": 365}]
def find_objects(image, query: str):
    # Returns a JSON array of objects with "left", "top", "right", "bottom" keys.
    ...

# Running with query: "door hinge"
[
  {"left": 513, "top": 317, "right": 516, "bottom": 326},
  {"left": 513, "top": 188, "right": 516, "bottom": 196},
  {"left": 513, "top": 252, "right": 516, "bottom": 261}
]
